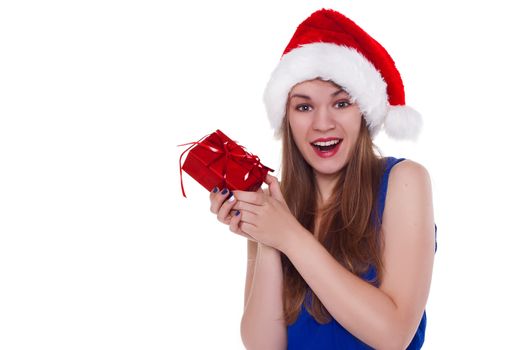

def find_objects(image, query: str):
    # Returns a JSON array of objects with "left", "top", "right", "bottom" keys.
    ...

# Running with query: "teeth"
[{"left": 312, "top": 139, "right": 340, "bottom": 146}]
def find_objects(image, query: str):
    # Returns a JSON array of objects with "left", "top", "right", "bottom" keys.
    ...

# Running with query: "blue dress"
[{"left": 287, "top": 157, "right": 438, "bottom": 349}]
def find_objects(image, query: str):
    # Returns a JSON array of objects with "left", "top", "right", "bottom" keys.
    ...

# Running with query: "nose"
[{"left": 312, "top": 106, "right": 335, "bottom": 131}]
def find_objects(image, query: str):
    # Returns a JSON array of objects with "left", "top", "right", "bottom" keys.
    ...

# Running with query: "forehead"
[{"left": 289, "top": 79, "right": 345, "bottom": 95}]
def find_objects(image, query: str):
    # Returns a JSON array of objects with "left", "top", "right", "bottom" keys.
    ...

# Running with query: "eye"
[
  {"left": 295, "top": 104, "right": 312, "bottom": 112},
  {"left": 335, "top": 100, "right": 352, "bottom": 109}
]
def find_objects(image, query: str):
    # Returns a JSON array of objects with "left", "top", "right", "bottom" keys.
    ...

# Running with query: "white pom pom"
[{"left": 384, "top": 105, "right": 423, "bottom": 141}]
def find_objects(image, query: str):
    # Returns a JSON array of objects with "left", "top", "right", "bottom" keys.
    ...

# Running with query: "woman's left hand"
[{"left": 231, "top": 174, "right": 304, "bottom": 251}]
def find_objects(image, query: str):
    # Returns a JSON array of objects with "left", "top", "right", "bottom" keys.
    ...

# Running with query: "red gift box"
[{"left": 179, "top": 130, "right": 273, "bottom": 197}]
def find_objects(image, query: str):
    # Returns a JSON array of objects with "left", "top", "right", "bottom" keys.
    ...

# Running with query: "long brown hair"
[{"left": 280, "top": 103, "right": 387, "bottom": 325}]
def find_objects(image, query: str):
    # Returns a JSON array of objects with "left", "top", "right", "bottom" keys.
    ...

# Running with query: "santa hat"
[{"left": 263, "top": 9, "right": 422, "bottom": 140}]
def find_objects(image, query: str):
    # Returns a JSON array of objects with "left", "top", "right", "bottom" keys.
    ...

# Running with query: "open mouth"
[{"left": 310, "top": 138, "right": 342, "bottom": 152}]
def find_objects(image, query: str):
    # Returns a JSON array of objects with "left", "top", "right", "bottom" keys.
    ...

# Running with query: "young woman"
[{"left": 210, "top": 9, "right": 436, "bottom": 350}]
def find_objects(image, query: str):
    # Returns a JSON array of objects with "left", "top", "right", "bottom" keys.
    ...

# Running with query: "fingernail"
[
  {"left": 221, "top": 188, "right": 229, "bottom": 195},
  {"left": 228, "top": 194, "right": 235, "bottom": 202},
  {"left": 235, "top": 210, "right": 240, "bottom": 216},
  {"left": 212, "top": 187, "right": 219, "bottom": 193}
]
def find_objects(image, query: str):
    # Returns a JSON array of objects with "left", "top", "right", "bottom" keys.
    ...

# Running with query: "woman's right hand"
[{"left": 209, "top": 187, "right": 256, "bottom": 241}]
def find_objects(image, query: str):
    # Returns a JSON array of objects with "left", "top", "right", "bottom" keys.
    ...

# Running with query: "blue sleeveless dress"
[{"left": 287, "top": 157, "right": 438, "bottom": 349}]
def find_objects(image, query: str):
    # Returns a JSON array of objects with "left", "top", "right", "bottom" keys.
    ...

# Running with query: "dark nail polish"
[
  {"left": 212, "top": 187, "right": 219, "bottom": 193},
  {"left": 235, "top": 210, "right": 240, "bottom": 216},
  {"left": 221, "top": 188, "right": 229, "bottom": 195}
]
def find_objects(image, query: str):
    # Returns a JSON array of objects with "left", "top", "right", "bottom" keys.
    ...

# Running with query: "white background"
[{"left": 1, "top": 0, "right": 524, "bottom": 348}]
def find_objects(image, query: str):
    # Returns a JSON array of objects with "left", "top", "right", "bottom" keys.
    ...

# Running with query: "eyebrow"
[
  {"left": 289, "top": 93, "right": 311, "bottom": 100},
  {"left": 289, "top": 89, "right": 347, "bottom": 100},
  {"left": 332, "top": 88, "right": 346, "bottom": 97}
]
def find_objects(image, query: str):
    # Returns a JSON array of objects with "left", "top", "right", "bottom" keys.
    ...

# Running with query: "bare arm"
[
  {"left": 244, "top": 240, "right": 257, "bottom": 308},
  {"left": 217, "top": 186, "right": 286, "bottom": 350},
  {"left": 209, "top": 188, "right": 286, "bottom": 349},
  {"left": 280, "top": 160, "right": 435, "bottom": 350},
  {"left": 241, "top": 243, "right": 286, "bottom": 350}
]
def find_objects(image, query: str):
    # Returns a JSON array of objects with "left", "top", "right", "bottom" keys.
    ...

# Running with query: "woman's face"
[{"left": 287, "top": 79, "right": 362, "bottom": 178}]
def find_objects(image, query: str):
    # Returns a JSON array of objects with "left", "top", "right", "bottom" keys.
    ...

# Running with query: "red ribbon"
[{"left": 178, "top": 131, "right": 273, "bottom": 197}]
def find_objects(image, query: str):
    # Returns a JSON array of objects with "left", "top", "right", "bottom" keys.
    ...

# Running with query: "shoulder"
[
  {"left": 385, "top": 159, "right": 433, "bottom": 204},
  {"left": 389, "top": 159, "right": 431, "bottom": 187},
  {"left": 382, "top": 158, "right": 434, "bottom": 242},
  {"left": 382, "top": 158, "right": 434, "bottom": 240}
]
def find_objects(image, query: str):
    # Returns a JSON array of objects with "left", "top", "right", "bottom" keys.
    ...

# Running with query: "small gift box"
[{"left": 179, "top": 130, "right": 273, "bottom": 197}]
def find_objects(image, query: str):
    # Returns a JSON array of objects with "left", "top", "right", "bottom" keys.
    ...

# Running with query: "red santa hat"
[{"left": 263, "top": 9, "right": 422, "bottom": 140}]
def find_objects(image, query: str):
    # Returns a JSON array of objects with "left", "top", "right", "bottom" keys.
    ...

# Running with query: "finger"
[
  {"left": 217, "top": 194, "right": 237, "bottom": 224},
  {"left": 229, "top": 211, "right": 256, "bottom": 241},
  {"left": 264, "top": 174, "right": 285, "bottom": 202},
  {"left": 229, "top": 209, "right": 242, "bottom": 234},
  {"left": 238, "top": 210, "right": 258, "bottom": 226},
  {"left": 264, "top": 173, "right": 279, "bottom": 185},
  {"left": 239, "top": 221, "right": 257, "bottom": 236},
  {"left": 208, "top": 186, "right": 220, "bottom": 212},
  {"left": 232, "top": 200, "right": 260, "bottom": 214},
  {"left": 209, "top": 187, "right": 231, "bottom": 214},
  {"left": 232, "top": 190, "right": 265, "bottom": 205}
]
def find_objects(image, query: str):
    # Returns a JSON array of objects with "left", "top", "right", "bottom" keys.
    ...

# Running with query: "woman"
[{"left": 210, "top": 9, "right": 436, "bottom": 350}]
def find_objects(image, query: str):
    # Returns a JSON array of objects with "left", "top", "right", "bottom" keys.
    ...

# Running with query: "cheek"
[
  {"left": 288, "top": 116, "right": 308, "bottom": 140},
  {"left": 346, "top": 113, "right": 362, "bottom": 134},
  {"left": 354, "top": 118, "right": 362, "bottom": 134},
  {"left": 290, "top": 128, "right": 304, "bottom": 151},
  {"left": 288, "top": 120, "right": 311, "bottom": 157}
]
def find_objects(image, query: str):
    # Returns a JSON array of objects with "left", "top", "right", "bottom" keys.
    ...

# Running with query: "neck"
[{"left": 314, "top": 172, "right": 340, "bottom": 205}]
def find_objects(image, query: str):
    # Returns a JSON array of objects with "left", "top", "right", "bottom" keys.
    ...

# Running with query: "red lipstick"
[{"left": 310, "top": 137, "right": 342, "bottom": 158}]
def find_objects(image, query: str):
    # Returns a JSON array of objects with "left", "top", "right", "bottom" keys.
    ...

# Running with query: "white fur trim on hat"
[
  {"left": 384, "top": 105, "right": 422, "bottom": 141},
  {"left": 263, "top": 42, "right": 388, "bottom": 138}
]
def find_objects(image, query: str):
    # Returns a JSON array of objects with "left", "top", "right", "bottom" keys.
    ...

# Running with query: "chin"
[
  {"left": 308, "top": 154, "right": 350, "bottom": 175},
  {"left": 311, "top": 163, "right": 347, "bottom": 177}
]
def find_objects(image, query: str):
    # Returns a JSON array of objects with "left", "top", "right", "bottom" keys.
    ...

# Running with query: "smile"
[{"left": 310, "top": 138, "right": 343, "bottom": 158}]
